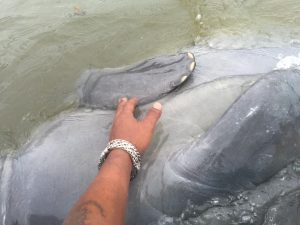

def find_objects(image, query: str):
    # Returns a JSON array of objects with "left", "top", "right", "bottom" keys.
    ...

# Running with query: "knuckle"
[
  {"left": 150, "top": 110, "right": 160, "bottom": 119},
  {"left": 144, "top": 120, "right": 155, "bottom": 129}
]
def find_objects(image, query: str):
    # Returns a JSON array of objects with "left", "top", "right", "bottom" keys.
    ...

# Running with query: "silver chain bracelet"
[{"left": 98, "top": 139, "right": 141, "bottom": 180}]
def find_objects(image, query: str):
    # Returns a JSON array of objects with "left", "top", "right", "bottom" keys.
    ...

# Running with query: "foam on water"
[{"left": 275, "top": 53, "right": 300, "bottom": 70}]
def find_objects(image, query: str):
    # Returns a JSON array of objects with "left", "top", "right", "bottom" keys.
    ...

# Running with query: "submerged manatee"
[{"left": 1, "top": 47, "right": 300, "bottom": 225}]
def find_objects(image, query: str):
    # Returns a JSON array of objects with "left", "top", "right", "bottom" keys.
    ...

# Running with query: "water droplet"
[{"left": 195, "top": 14, "right": 202, "bottom": 22}]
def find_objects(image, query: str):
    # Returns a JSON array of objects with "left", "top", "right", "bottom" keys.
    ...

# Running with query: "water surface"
[{"left": 0, "top": 0, "right": 300, "bottom": 153}]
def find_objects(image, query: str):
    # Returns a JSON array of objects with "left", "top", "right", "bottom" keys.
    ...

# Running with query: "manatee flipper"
[{"left": 78, "top": 53, "right": 195, "bottom": 109}]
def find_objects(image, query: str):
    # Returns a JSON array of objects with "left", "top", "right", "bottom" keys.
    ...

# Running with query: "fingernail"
[
  {"left": 187, "top": 52, "right": 194, "bottom": 59},
  {"left": 189, "top": 62, "right": 196, "bottom": 71},
  {"left": 119, "top": 97, "right": 128, "bottom": 103},
  {"left": 153, "top": 102, "right": 162, "bottom": 110}
]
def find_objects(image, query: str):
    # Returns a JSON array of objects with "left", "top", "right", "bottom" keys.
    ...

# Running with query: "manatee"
[{"left": 1, "top": 47, "right": 300, "bottom": 225}]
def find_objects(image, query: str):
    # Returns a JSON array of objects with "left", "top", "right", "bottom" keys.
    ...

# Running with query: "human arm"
[{"left": 62, "top": 97, "right": 162, "bottom": 225}]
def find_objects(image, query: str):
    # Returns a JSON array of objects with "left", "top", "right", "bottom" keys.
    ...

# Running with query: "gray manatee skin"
[
  {"left": 180, "top": 46, "right": 300, "bottom": 90},
  {"left": 135, "top": 70, "right": 300, "bottom": 221},
  {"left": 78, "top": 52, "right": 195, "bottom": 110},
  {"left": 1, "top": 47, "right": 300, "bottom": 225},
  {"left": 263, "top": 189, "right": 300, "bottom": 225},
  {"left": 2, "top": 111, "right": 113, "bottom": 225}
]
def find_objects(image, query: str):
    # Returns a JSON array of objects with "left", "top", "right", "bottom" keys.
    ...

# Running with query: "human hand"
[{"left": 109, "top": 97, "right": 162, "bottom": 155}]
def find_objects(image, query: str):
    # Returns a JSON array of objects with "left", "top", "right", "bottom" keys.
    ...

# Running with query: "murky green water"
[{"left": 0, "top": 0, "right": 300, "bottom": 153}]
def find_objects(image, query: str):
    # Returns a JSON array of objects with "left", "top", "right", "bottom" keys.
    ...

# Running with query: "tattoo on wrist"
[{"left": 65, "top": 200, "right": 105, "bottom": 225}]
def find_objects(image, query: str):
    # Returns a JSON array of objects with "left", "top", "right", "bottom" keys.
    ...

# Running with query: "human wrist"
[
  {"left": 106, "top": 149, "right": 133, "bottom": 170},
  {"left": 98, "top": 139, "right": 141, "bottom": 180},
  {"left": 108, "top": 148, "right": 132, "bottom": 162}
]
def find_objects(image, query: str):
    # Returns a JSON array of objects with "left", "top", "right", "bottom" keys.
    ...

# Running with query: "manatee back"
[
  {"left": 145, "top": 69, "right": 300, "bottom": 217},
  {"left": 77, "top": 53, "right": 195, "bottom": 109}
]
